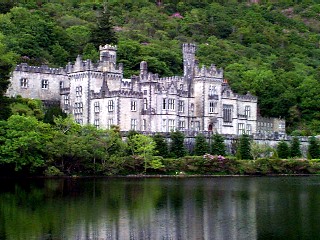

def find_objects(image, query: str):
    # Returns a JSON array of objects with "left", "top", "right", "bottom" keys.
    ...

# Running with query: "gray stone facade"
[{"left": 7, "top": 43, "right": 282, "bottom": 135}]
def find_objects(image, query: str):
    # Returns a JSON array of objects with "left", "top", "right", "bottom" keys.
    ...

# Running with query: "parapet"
[
  {"left": 99, "top": 44, "right": 117, "bottom": 51},
  {"left": 15, "top": 63, "right": 66, "bottom": 75}
]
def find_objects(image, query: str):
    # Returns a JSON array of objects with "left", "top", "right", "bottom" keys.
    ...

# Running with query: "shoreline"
[{"left": 1, "top": 173, "right": 318, "bottom": 180}]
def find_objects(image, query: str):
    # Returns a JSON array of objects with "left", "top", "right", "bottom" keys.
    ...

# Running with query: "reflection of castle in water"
[{"left": 71, "top": 179, "right": 258, "bottom": 240}]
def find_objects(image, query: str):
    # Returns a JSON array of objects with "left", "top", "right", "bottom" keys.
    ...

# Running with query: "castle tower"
[
  {"left": 99, "top": 44, "right": 117, "bottom": 64},
  {"left": 140, "top": 61, "right": 148, "bottom": 80},
  {"left": 183, "top": 43, "right": 196, "bottom": 96}
]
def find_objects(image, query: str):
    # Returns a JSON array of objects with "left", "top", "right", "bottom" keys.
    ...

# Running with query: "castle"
[{"left": 6, "top": 43, "right": 285, "bottom": 136}]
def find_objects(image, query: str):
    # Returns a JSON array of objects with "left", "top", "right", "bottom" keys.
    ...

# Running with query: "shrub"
[
  {"left": 210, "top": 133, "right": 226, "bottom": 156},
  {"left": 277, "top": 141, "right": 290, "bottom": 159}
]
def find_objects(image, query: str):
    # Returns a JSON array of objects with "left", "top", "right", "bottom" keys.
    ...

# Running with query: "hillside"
[{"left": 1, "top": 1, "right": 320, "bottom": 134}]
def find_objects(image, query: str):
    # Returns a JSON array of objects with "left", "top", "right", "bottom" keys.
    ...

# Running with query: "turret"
[{"left": 99, "top": 44, "right": 117, "bottom": 64}]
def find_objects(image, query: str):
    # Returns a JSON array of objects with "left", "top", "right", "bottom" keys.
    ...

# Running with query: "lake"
[{"left": 1, "top": 176, "right": 320, "bottom": 240}]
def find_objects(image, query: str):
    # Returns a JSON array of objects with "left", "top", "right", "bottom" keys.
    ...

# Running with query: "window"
[
  {"left": 94, "top": 119, "right": 99, "bottom": 128},
  {"left": 131, "top": 119, "right": 137, "bottom": 130},
  {"left": 190, "top": 103, "right": 194, "bottom": 113},
  {"left": 245, "top": 106, "right": 251, "bottom": 118},
  {"left": 246, "top": 124, "right": 252, "bottom": 135},
  {"left": 162, "top": 98, "right": 166, "bottom": 110},
  {"left": 107, "top": 119, "right": 113, "bottom": 128},
  {"left": 20, "top": 78, "right": 28, "bottom": 88},
  {"left": 142, "top": 119, "right": 146, "bottom": 131},
  {"left": 108, "top": 100, "right": 114, "bottom": 112},
  {"left": 178, "top": 100, "right": 184, "bottom": 113},
  {"left": 238, "top": 123, "right": 245, "bottom": 135},
  {"left": 76, "top": 86, "right": 82, "bottom": 96},
  {"left": 223, "top": 104, "right": 233, "bottom": 123},
  {"left": 168, "top": 119, "right": 175, "bottom": 131},
  {"left": 162, "top": 119, "right": 167, "bottom": 132},
  {"left": 168, "top": 99, "right": 175, "bottom": 110},
  {"left": 143, "top": 90, "right": 147, "bottom": 95},
  {"left": 143, "top": 98, "right": 148, "bottom": 110},
  {"left": 60, "top": 81, "right": 64, "bottom": 89},
  {"left": 74, "top": 102, "right": 83, "bottom": 114},
  {"left": 179, "top": 121, "right": 185, "bottom": 131},
  {"left": 131, "top": 100, "right": 137, "bottom": 111},
  {"left": 41, "top": 79, "right": 49, "bottom": 89},
  {"left": 94, "top": 102, "right": 100, "bottom": 113},
  {"left": 209, "top": 101, "right": 217, "bottom": 113},
  {"left": 209, "top": 85, "right": 216, "bottom": 96},
  {"left": 64, "top": 95, "right": 69, "bottom": 106}
]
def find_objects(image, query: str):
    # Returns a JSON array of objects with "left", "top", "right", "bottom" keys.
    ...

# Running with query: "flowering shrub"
[{"left": 203, "top": 154, "right": 226, "bottom": 162}]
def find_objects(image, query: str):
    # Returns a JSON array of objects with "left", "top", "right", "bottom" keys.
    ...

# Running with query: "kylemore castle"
[{"left": 6, "top": 43, "right": 285, "bottom": 136}]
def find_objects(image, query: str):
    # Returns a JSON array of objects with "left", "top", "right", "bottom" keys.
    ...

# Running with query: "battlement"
[
  {"left": 183, "top": 43, "right": 196, "bottom": 54},
  {"left": 159, "top": 76, "right": 184, "bottom": 83},
  {"left": 237, "top": 92, "right": 257, "bottom": 101},
  {"left": 99, "top": 44, "right": 117, "bottom": 51},
  {"left": 194, "top": 64, "right": 223, "bottom": 79},
  {"left": 15, "top": 63, "right": 66, "bottom": 75}
]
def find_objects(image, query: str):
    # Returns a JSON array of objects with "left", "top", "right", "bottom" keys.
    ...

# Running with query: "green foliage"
[
  {"left": 129, "top": 134, "right": 156, "bottom": 173},
  {"left": 308, "top": 136, "right": 320, "bottom": 159},
  {"left": 0, "top": 115, "right": 52, "bottom": 172},
  {"left": 250, "top": 142, "right": 273, "bottom": 160},
  {"left": 194, "top": 133, "right": 209, "bottom": 156},
  {"left": 169, "top": 130, "right": 186, "bottom": 158},
  {"left": 43, "top": 105, "right": 67, "bottom": 125},
  {"left": 237, "top": 134, "right": 252, "bottom": 160},
  {"left": 152, "top": 133, "right": 168, "bottom": 158},
  {"left": 10, "top": 97, "right": 44, "bottom": 120},
  {"left": 210, "top": 133, "right": 226, "bottom": 156},
  {"left": 290, "top": 136, "right": 302, "bottom": 158},
  {"left": 277, "top": 140, "right": 290, "bottom": 159},
  {"left": 89, "top": 8, "right": 117, "bottom": 48}
]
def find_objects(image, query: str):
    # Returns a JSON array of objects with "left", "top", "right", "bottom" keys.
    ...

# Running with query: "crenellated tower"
[{"left": 99, "top": 44, "right": 117, "bottom": 64}]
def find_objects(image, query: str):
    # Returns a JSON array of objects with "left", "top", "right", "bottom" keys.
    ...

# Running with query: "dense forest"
[
  {"left": 1, "top": 0, "right": 320, "bottom": 132},
  {"left": 2, "top": 1, "right": 320, "bottom": 176}
]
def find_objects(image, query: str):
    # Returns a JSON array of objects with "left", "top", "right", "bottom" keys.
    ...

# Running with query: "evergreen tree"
[
  {"left": 290, "top": 136, "right": 302, "bottom": 158},
  {"left": 43, "top": 105, "right": 67, "bottom": 125},
  {"left": 90, "top": 6, "right": 117, "bottom": 48},
  {"left": 277, "top": 140, "right": 290, "bottom": 159},
  {"left": 194, "top": 133, "right": 209, "bottom": 156},
  {"left": 169, "top": 130, "right": 186, "bottom": 158},
  {"left": 210, "top": 133, "right": 226, "bottom": 156},
  {"left": 153, "top": 133, "right": 168, "bottom": 157},
  {"left": 237, "top": 134, "right": 252, "bottom": 160},
  {"left": 308, "top": 136, "right": 320, "bottom": 159}
]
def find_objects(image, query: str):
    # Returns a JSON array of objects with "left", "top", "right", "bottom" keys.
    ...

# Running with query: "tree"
[
  {"left": 277, "top": 140, "right": 290, "bottom": 159},
  {"left": 210, "top": 133, "right": 226, "bottom": 156},
  {"left": 290, "top": 136, "right": 302, "bottom": 158},
  {"left": 130, "top": 134, "right": 157, "bottom": 173},
  {"left": 0, "top": 115, "right": 53, "bottom": 172},
  {"left": 169, "top": 130, "right": 186, "bottom": 158},
  {"left": 194, "top": 133, "right": 209, "bottom": 156},
  {"left": 90, "top": 6, "right": 117, "bottom": 48},
  {"left": 153, "top": 133, "right": 168, "bottom": 157},
  {"left": 308, "top": 136, "right": 320, "bottom": 159},
  {"left": 0, "top": 33, "right": 17, "bottom": 120},
  {"left": 43, "top": 105, "right": 67, "bottom": 125},
  {"left": 237, "top": 134, "right": 252, "bottom": 160}
]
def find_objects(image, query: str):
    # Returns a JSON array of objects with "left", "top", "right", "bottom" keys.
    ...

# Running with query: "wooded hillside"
[{"left": 1, "top": 1, "right": 320, "bottom": 133}]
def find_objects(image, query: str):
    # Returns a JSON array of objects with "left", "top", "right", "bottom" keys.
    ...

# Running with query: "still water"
[{"left": 1, "top": 176, "right": 320, "bottom": 240}]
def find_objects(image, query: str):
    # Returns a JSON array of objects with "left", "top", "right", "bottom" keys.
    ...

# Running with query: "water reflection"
[{"left": 1, "top": 177, "right": 320, "bottom": 239}]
